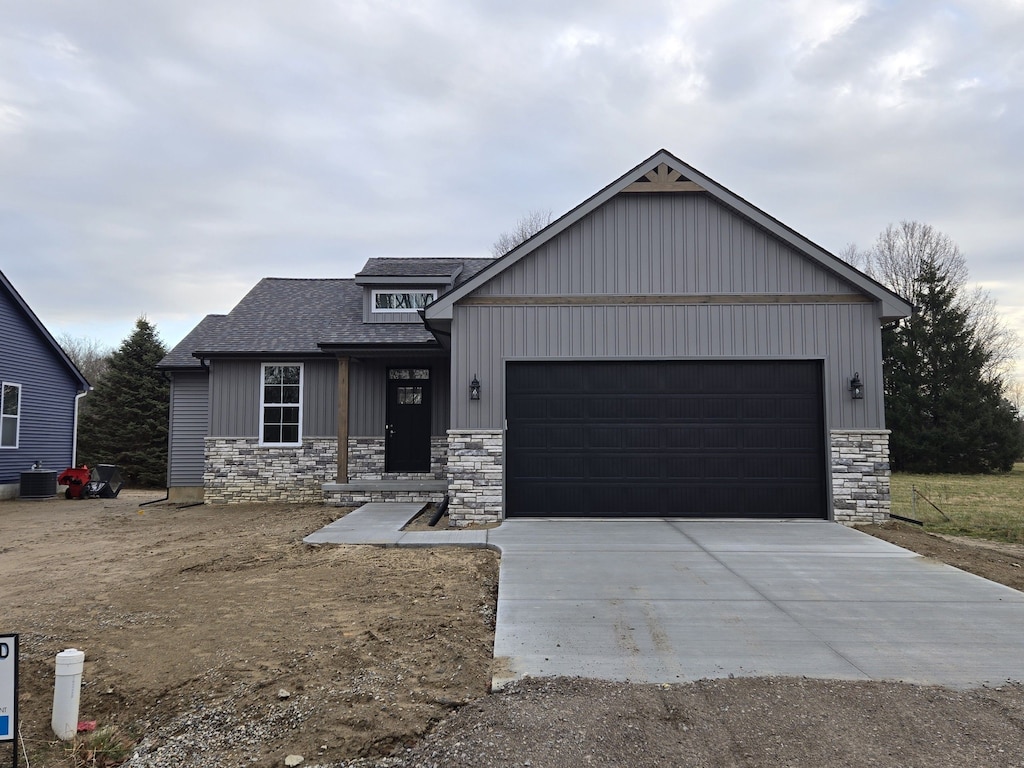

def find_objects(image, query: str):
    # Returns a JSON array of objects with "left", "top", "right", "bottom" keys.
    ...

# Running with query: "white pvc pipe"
[{"left": 51, "top": 648, "right": 85, "bottom": 740}]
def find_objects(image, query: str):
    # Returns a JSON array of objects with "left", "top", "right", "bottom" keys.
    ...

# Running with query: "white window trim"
[
  {"left": 371, "top": 289, "right": 437, "bottom": 313},
  {"left": 1, "top": 381, "right": 21, "bottom": 449},
  {"left": 259, "top": 363, "right": 303, "bottom": 447}
]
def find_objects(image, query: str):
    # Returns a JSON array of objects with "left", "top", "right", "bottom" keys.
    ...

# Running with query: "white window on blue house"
[
  {"left": 1, "top": 382, "right": 20, "bottom": 448},
  {"left": 372, "top": 289, "right": 437, "bottom": 312},
  {"left": 261, "top": 364, "right": 302, "bottom": 445}
]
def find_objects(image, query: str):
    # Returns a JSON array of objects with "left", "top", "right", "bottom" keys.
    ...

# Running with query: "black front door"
[{"left": 385, "top": 368, "right": 432, "bottom": 473}]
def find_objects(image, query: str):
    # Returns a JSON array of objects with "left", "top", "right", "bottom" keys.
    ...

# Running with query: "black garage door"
[{"left": 505, "top": 360, "right": 827, "bottom": 519}]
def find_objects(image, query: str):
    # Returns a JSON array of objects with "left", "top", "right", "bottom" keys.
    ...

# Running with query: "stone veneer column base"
[
  {"left": 830, "top": 429, "right": 891, "bottom": 525},
  {"left": 204, "top": 437, "right": 337, "bottom": 504},
  {"left": 446, "top": 429, "right": 503, "bottom": 526}
]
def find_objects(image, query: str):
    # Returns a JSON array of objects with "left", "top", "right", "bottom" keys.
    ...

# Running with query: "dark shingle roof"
[
  {"left": 454, "top": 258, "right": 493, "bottom": 284},
  {"left": 166, "top": 257, "right": 495, "bottom": 360},
  {"left": 169, "top": 278, "right": 440, "bottom": 359},
  {"left": 355, "top": 257, "right": 494, "bottom": 284},
  {"left": 157, "top": 314, "right": 228, "bottom": 369},
  {"left": 356, "top": 258, "right": 464, "bottom": 278}
]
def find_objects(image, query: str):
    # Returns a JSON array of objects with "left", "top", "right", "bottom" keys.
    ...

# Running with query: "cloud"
[{"left": 0, "top": 0, "right": 1021, "bottom": 383}]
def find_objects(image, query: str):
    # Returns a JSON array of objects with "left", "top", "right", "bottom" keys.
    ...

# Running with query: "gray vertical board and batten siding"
[
  {"left": 451, "top": 193, "right": 884, "bottom": 431},
  {"left": 207, "top": 356, "right": 451, "bottom": 439},
  {"left": 209, "top": 358, "right": 338, "bottom": 438},
  {"left": 167, "top": 372, "right": 209, "bottom": 486},
  {"left": 474, "top": 196, "right": 859, "bottom": 297},
  {"left": 0, "top": 290, "right": 82, "bottom": 483}
]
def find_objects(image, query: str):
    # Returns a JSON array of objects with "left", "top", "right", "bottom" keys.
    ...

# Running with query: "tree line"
[
  {"left": 844, "top": 221, "right": 1023, "bottom": 473},
  {"left": 61, "top": 317, "right": 169, "bottom": 487}
]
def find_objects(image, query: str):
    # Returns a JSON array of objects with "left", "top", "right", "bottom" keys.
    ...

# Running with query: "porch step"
[
  {"left": 322, "top": 480, "right": 448, "bottom": 492},
  {"left": 322, "top": 479, "right": 448, "bottom": 508}
]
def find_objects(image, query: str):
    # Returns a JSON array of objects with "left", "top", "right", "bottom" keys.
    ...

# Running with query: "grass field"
[{"left": 889, "top": 462, "right": 1024, "bottom": 543}]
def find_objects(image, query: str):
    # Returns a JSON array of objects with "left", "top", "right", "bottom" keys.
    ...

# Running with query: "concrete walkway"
[
  {"left": 305, "top": 509, "right": 1024, "bottom": 690},
  {"left": 303, "top": 503, "right": 489, "bottom": 547}
]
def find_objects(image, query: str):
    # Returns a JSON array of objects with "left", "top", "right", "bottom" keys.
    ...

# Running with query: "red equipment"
[{"left": 57, "top": 466, "right": 92, "bottom": 499}]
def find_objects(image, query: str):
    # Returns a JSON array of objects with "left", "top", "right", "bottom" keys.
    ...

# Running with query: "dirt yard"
[
  {"left": 2, "top": 493, "right": 498, "bottom": 767},
  {"left": 2, "top": 497, "right": 1024, "bottom": 768}
]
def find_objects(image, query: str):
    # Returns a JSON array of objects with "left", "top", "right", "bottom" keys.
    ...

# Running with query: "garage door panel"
[
  {"left": 779, "top": 396, "right": 820, "bottom": 418},
  {"left": 744, "top": 427, "right": 778, "bottom": 449},
  {"left": 516, "top": 455, "right": 586, "bottom": 480},
  {"left": 664, "top": 427, "right": 702, "bottom": 449},
  {"left": 702, "top": 428, "right": 737, "bottom": 449},
  {"left": 590, "top": 455, "right": 664, "bottom": 480},
  {"left": 661, "top": 397, "right": 704, "bottom": 420},
  {"left": 777, "top": 427, "right": 820, "bottom": 450},
  {"left": 615, "top": 426, "right": 661, "bottom": 450},
  {"left": 587, "top": 427, "right": 622, "bottom": 449},
  {"left": 506, "top": 361, "right": 827, "bottom": 519},
  {"left": 778, "top": 455, "right": 823, "bottom": 479}
]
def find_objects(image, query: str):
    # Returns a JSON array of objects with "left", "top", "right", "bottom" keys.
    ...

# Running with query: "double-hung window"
[
  {"left": 1, "top": 382, "right": 21, "bottom": 448},
  {"left": 261, "top": 364, "right": 302, "bottom": 445}
]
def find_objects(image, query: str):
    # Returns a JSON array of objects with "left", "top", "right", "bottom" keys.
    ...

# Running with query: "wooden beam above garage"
[{"left": 461, "top": 293, "right": 873, "bottom": 306}]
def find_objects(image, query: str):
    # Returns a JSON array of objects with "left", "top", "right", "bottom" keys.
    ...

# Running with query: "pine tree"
[
  {"left": 78, "top": 317, "right": 169, "bottom": 487},
  {"left": 883, "top": 258, "right": 1023, "bottom": 472}
]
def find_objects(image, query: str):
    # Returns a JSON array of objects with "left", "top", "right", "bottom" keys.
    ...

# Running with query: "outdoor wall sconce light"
[
  {"left": 849, "top": 372, "right": 864, "bottom": 400},
  {"left": 470, "top": 374, "right": 481, "bottom": 401}
]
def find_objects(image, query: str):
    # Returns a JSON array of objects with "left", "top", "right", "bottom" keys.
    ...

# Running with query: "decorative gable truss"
[{"left": 623, "top": 162, "right": 706, "bottom": 193}]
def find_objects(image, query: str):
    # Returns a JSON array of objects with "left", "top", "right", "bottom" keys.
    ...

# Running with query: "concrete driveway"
[{"left": 488, "top": 519, "right": 1024, "bottom": 689}]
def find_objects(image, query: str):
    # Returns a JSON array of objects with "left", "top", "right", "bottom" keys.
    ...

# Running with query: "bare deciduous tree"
[
  {"left": 1007, "top": 377, "right": 1024, "bottom": 413},
  {"left": 58, "top": 333, "right": 112, "bottom": 386},
  {"left": 491, "top": 209, "right": 554, "bottom": 257},
  {"left": 838, "top": 242, "right": 866, "bottom": 269},
  {"left": 864, "top": 221, "right": 969, "bottom": 305},
  {"left": 858, "top": 221, "right": 1019, "bottom": 381}
]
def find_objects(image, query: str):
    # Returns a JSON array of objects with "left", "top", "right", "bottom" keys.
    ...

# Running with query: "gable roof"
[
  {"left": 183, "top": 278, "right": 439, "bottom": 357},
  {"left": 425, "top": 149, "right": 914, "bottom": 323},
  {"left": 162, "top": 258, "right": 498, "bottom": 361},
  {"left": 0, "top": 269, "right": 90, "bottom": 389}
]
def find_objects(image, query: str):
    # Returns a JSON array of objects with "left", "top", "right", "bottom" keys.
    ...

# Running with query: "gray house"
[
  {"left": 160, "top": 149, "right": 912, "bottom": 524},
  {"left": 1, "top": 269, "right": 91, "bottom": 499}
]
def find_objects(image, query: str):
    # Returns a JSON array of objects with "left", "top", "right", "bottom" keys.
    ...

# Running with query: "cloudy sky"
[{"left": 2, "top": 1, "right": 1022, "bottom": 379}]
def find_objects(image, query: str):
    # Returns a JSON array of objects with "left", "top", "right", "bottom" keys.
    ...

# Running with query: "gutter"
[{"left": 72, "top": 389, "right": 91, "bottom": 466}]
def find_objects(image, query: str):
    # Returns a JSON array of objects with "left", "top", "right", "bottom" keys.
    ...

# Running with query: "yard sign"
[{"left": 0, "top": 634, "right": 16, "bottom": 746}]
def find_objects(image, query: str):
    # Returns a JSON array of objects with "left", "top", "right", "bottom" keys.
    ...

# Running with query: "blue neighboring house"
[{"left": 0, "top": 269, "right": 90, "bottom": 499}]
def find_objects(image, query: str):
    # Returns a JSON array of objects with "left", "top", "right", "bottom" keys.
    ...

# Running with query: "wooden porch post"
[{"left": 336, "top": 356, "right": 350, "bottom": 483}]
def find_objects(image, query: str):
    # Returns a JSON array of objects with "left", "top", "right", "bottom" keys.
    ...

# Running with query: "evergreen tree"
[
  {"left": 883, "top": 257, "right": 1024, "bottom": 472},
  {"left": 78, "top": 317, "right": 169, "bottom": 487}
]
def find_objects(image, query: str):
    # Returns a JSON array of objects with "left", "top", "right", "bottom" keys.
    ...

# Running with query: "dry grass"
[{"left": 889, "top": 462, "right": 1024, "bottom": 543}]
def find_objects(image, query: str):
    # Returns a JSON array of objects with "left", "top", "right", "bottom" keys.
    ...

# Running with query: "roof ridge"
[{"left": 261, "top": 276, "right": 355, "bottom": 282}]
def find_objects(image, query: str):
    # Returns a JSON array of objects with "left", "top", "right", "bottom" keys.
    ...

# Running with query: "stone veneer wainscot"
[
  {"left": 347, "top": 436, "right": 447, "bottom": 480},
  {"left": 446, "top": 429, "right": 503, "bottom": 526},
  {"left": 204, "top": 437, "right": 337, "bottom": 504},
  {"left": 830, "top": 429, "right": 891, "bottom": 525}
]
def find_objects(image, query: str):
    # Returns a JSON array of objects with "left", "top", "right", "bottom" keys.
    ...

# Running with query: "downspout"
[{"left": 72, "top": 389, "right": 90, "bottom": 466}]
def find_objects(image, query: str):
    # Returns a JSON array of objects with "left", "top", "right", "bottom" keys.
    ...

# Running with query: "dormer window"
[{"left": 372, "top": 289, "right": 437, "bottom": 312}]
